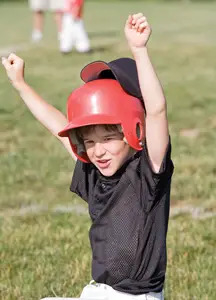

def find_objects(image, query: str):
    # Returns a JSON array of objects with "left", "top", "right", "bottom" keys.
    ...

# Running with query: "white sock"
[{"left": 31, "top": 30, "right": 43, "bottom": 42}]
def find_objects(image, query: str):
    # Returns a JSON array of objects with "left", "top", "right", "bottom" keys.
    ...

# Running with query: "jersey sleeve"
[
  {"left": 139, "top": 138, "right": 174, "bottom": 208},
  {"left": 70, "top": 159, "right": 90, "bottom": 202}
]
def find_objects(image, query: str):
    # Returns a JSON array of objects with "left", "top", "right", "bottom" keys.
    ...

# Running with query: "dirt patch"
[
  {"left": 1, "top": 203, "right": 215, "bottom": 220},
  {"left": 0, "top": 203, "right": 88, "bottom": 217},
  {"left": 0, "top": 43, "right": 33, "bottom": 57},
  {"left": 170, "top": 205, "right": 216, "bottom": 219},
  {"left": 180, "top": 128, "right": 200, "bottom": 139}
]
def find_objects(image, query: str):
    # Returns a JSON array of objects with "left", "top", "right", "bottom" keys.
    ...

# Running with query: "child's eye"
[
  {"left": 104, "top": 137, "right": 113, "bottom": 142},
  {"left": 84, "top": 140, "right": 94, "bottom": 145}
]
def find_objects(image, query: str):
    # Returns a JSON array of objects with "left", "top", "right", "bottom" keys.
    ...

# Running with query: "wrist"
[
  {"left": 131, "top": 46, "right": 148, "bottom": 58},
  {"left": 13, "top": 80, "right": 27, "bottom": 92}
]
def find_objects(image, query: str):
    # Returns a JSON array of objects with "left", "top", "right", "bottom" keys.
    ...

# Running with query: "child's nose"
[{"left": 94, "top": 142, "right": 106, "bottom": 157}]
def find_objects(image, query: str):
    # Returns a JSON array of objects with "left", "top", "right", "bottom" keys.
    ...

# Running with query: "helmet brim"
[
  {"left": 58, "top": 114, "right": 120, "bottom": 137},
  {"left": 80, "top": 61, "right": 111, "bottom": 83},
  {"left": 80, "top": 58, "right": 143, "bottom": 101}
]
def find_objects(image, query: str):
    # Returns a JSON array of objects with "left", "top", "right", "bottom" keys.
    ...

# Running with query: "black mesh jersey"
[{"left": 70, "top": 141, "right": 174, "bottom": 295}]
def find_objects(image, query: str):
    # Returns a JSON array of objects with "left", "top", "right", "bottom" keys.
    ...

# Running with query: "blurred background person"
[
  {"left": 29, "top": 0, "right": 64, "bottom": 43},
  {"left": 60, "top": 0, "right": 90, "bottom": 54}
]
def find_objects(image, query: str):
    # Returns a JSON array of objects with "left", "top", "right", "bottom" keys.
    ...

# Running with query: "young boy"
[
  {"left": 2, "top": 13, "right": 174, "bottom": 300},
  {"left": 60, "top": 0, "right": 90, "bottom": 54}
]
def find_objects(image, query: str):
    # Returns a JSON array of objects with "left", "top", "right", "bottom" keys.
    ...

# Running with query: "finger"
[
  {"left": 8, "top": 53, "right": 19, "bottom": 65},
  {"left": 137, "top": 21, "right": 149, "bottom": 33},
  {"left": 134, "top": 16, "right": 147, "bottom": 29},
  {"left": 8, "top": 53, "right": 18, "bottom": 60},
  {"left": 132, "top": 13, "right": 144, "bottom": 24},
  {"left": 125, "top": 14, "right": 133, "bottom": 29},
  {"left": 1, "top": 57, "right": 11, "bottom": 69}
]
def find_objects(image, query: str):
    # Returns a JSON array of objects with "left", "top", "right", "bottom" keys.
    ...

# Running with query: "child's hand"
[
  {"left": 124, "top": 13, "right": 152, "bottom": 52},
  {"left": 1, "top": 53, "right": 25, "bottom": 91}
]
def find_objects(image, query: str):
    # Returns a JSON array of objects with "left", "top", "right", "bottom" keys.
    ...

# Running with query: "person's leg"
[
  {"left": 54, "top": 11, "right": 63, "bottom": 40},
  {"left": 29, "top": 0, "right": 47, "bottom": 42},
  {"left": 50, "top": 0, "right": 65, "bottom": 40},
  {"left": 59, "top": 13, "right": 75, "bottom": 53},
  {"left": 32, "top": 10, "right": 43, "bottom": 31},
  {"left": 73, "top": 19, "right": 90, "bottom": 53},
  {"left": 31, "top": 10, "right": 44, "bottom": 42}
]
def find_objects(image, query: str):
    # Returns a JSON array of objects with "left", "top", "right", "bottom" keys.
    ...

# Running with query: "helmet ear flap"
[{"left": 121, "top": 120, "right": 144, "bottom": 150}]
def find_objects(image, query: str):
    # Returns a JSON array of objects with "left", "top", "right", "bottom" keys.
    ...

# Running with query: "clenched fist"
[
  {"left": 2, "top": 53, "right": 25, "bottom": 91},
  {"left": 124, "top": 13, "right": 152, "bottom": 52}
]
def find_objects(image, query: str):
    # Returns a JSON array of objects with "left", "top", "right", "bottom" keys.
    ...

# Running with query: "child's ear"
[
  {"left": 123, "top": 137, "right": 128, "bottom": 144},
  {"left": 139, "top": 140, "right": 144, "bottom": 147}
]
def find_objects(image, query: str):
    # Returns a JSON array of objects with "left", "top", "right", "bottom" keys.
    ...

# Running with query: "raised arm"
[
  {"left": 2, "top": 53, "right": 77, "bottom": 161},
  {"left": 125, "top": 14, "right": 169, "bottom": 173}
]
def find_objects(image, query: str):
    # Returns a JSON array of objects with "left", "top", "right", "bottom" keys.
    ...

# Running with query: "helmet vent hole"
[{"left": 136, "top": 123, "right": 141, "bottom": 139}]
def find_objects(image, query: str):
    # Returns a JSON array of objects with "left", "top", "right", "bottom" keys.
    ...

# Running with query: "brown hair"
[{"left": 75, "top": 124, "right": 121, "bottom": 140}]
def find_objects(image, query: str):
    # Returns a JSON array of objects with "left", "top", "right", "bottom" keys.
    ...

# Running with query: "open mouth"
[{"left": 96, "top": 159, "right": 111, "bottom": 169}]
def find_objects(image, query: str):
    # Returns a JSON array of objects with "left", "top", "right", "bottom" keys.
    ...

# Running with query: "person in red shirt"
[
  {"left": 66, "top": 0, "right": 84, "bottom": 18},
  {"left": 60, "top": 0, "right": 90, "bottom": 54}
]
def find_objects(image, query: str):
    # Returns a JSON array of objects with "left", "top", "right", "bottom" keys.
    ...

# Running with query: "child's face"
[{"left": 82, "top": 125, "right": 134, "bottom": 176}]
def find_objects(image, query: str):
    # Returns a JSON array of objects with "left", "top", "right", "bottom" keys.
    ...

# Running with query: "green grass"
[{"left": 0, "top": 1, "right": 216, "bottom": 299}]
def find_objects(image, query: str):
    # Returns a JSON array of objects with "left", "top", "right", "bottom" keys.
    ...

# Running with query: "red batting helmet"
[{"left": 58, "top": 79, "right": 145, "bottom": 163}]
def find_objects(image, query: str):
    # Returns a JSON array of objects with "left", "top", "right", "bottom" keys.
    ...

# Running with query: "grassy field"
[{"left": 0, "top": 1, "right": 216, "bottom": 299}]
